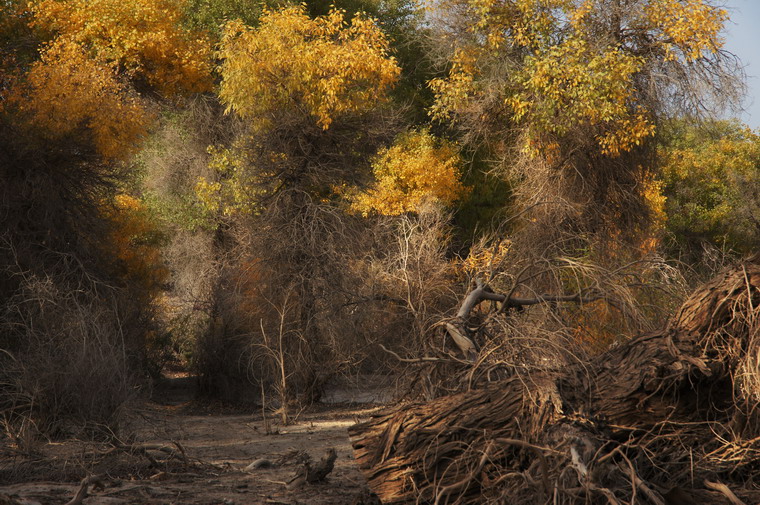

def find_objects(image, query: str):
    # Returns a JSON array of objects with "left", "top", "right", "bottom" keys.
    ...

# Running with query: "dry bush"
[
  {"left": 189, "top": 198, "right": 463, "bottom": 410},
  {"left": 131, "top": 98, "right": 237, "bottom": 381},
  {"left": 326, "top": 204, "right": 469, "bottom": 400},
  {"left": 0, "top": 103, "right": 154, "bottom": 441},
  {"left": 390, "top": 230, "right": 696, "bottom": 399},
  {"left": 363, "top": 204, "right": 462, "bottom": 353},
  {"left": 217, "top": 199, "right": 372, "bottom": 406},
  {"left": 0, "top": 272, "right": 140, "bottom": 440}
]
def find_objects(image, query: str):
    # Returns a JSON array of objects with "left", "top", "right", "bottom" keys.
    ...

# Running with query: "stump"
[{"left": 349, "top": 259, "right": 760, "bottom": 504}]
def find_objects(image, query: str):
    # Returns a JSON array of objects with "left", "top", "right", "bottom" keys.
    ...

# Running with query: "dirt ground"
[{"left": 0, "top": 375, "right": 393, "bottom": 505}]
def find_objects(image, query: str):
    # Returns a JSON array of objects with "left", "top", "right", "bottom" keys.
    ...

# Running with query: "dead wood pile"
[{"left": 349, "top": 258, "right": 760, "bottom": 504}]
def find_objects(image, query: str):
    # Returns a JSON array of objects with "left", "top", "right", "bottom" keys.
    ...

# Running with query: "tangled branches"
[{"left": 350, "top": 256, "right": 760, "bottom": 504}]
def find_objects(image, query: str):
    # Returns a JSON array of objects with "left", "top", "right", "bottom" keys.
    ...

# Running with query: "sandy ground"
[{"left": 0, "top": 375, "right": 392, "bottom": 505}]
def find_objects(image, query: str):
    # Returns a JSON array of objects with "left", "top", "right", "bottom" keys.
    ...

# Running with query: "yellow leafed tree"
[
  {"left": 430, "top": 0, "right": 731, "bottom": 157},
  {"left": 427, "top": 0, "right": 738, "bottom": 257},
  {"left": 217, "top": 5, "right": 400, "bottom": 130},
  {"left": 8, "top": 40, "right": 149, "bottom": 159},
  {"left": 31, "top": 0, "right": 212, "bottom": 95},
  {"left": 351, "top": 129, "right": 469, "bottom": 215}
]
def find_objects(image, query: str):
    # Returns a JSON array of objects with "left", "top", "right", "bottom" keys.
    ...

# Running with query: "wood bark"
[{"left": 349, "top": 259, "right": 760, "bottom": 504}]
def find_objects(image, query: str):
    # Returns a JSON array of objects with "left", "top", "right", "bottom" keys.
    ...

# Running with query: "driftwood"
[
  {"left": 349, "top": 258, "right": 760, "bottom": 504},
  {"left": 64, "top": 474, "right": 106, "bottom": 505},
  {"left": 444, "top": 278, "right": 602, "bottom": 359}
]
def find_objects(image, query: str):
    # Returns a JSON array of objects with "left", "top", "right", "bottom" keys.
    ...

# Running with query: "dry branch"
[
  {"left": 350, "top": 257, "right": 760, "bottom": 504},
  {"left": 444, "top": 277, "right": 603, "bottom": 358},
  {"left": 64, "top": 474, "right": 106, "bottom": 505},
  {"left": 107, "top": 441, "right": 189, "bottom": 467}
]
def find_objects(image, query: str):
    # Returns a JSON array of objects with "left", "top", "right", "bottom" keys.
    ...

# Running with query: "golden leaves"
[
  {"left": 429, "top": 48, "right": 478, "bottom": 122},
  {"left": 31, "top": 0, "right": 213, "bottom": 95},
  {"left": 8, "top": 40, "right": 149, "bottom": 159},
  {"left": 645, "top": 0, "right": 727, "bottom": 61},
  {"left": 217, "top": 5, "right": 400, "bottom": 130},
  {"left": 6, "top": 0, "right": 216, "bottom": 159},
  {"left": 350, "top": 129, "right": 469, "bottom": 216},
  {"left": 429, "top": 0, "right": 728, "bottom": 158},
  {"left": 510, "top": 36, "right": 655, "bottom": 155}
]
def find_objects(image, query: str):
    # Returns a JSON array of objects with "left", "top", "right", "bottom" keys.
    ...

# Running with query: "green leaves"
[{"left": 661, "top": 120, "right": 760, "bottom": 253}]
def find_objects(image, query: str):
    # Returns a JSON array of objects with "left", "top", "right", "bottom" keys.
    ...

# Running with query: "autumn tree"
[
  {"left": 0, "top": 51, "right": 150, "bottom": 433},
  {"left": 193, "top": 5, "right": 404, "bottom": 403},
  {"left": 31, "top": 0, "right": 213, "bottom": 95},
  {"left": 428, "top": 0, "right": 742, "bottom": 259},
  {"left": 0, "top": 0, "right": 202, "bottom": 432}
]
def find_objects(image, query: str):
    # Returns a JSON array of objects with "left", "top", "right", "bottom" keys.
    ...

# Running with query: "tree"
[
  {"left": 0, "top": 1, "right": 168, "bottom": 432},
  {"left": 31, "top": 0, "right": 213, "bottom": 95},
  {"left": 660, "top": 119, "right": 760, "bottom": 256},
  {"left": 196, "top": 5, "right": 404, "bottom": 403},
  {"left": 218, "top": 5, "right": 399, "bottom": 130},
  {"left": 427, "top": 0, "right": 742, "bottom": 255}
]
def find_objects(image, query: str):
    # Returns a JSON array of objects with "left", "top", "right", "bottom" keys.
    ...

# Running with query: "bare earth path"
[{"left": 0, "top": 375, "right": 390, "bottom": 505}]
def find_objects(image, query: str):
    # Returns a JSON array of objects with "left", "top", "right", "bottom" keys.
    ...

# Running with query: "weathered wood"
[
  {"left": 446, "top": 278, "right": 604, "bottom": 359},
  {"left": 350, "top": 259, "right": 760, "bottom": 504}
]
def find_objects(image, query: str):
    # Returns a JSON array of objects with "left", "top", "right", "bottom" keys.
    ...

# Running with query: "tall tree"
[
  {"left": 428, "top": 0, "right": 743, "bottom": 256},
  {"left": 201, "top": 5, "right": 402, "bottom": 401}
]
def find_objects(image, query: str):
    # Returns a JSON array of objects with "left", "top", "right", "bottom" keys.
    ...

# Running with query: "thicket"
[{"left": 1, "top": 0, "right": 757, "bottom": 448}]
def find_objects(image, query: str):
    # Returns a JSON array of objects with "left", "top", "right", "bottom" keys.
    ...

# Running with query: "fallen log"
[{"left": 349, "top": 258, "right": 760, "bottom": 504}]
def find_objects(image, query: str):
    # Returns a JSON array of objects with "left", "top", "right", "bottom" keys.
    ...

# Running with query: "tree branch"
[{"left": 444, "top": 280, "right": 603, "bottom": 359}]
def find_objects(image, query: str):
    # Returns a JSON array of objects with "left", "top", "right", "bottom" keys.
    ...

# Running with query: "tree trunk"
[{"left": 349, "top": 258, "right": 760, "bottom": 504}]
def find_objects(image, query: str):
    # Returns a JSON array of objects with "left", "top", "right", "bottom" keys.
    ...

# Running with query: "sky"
[{"left": 724, "top": 0, "right": 760, "bottom": 129}]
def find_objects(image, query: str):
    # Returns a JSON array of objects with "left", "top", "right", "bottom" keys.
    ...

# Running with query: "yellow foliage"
[
  {"left": 350, "top": 129, "right": 469, "bottom": 216},
  {"left": 460, "top": 0, "right": 566, "bottom": 51},
  {"left": 106, "top": 194, "right": 168, "bottom": 300},
  {"left": 31, "top": 0, "right": 212, "bottom": 95},
  {"left": 429, "top": 48, "right": 478, "bottom": 122},
  {"left": 217, "top": 5, "right": 400, "bottom": 130},
  {"left": 509, "top": 36, "right": 655, "bottom": 156},
  {"left": 430, "top": 0, "right": 727, "bottom": 157},
  {"left": 8, "top": 40, "right": 149, "bottom": 159},
  {"left": 195, "top": 144, "right": 264, "bottom": 216},
  {"left": 646, "top": 0, "right": 727, "bottom": 61},
  {"left": 636, "top": 170, "right": 667, "bottom": 254}
]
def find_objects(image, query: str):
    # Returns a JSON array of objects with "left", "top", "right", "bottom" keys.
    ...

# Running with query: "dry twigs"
[
  {"left": 350, "top": 258, "right": 760, "bottom": 504},
  {"left": 107, "top": 440, "right": 189, "bottom": 467}
]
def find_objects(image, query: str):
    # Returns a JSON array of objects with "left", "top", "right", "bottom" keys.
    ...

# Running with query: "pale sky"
[{"left": 724, "top": 0, "right": 760, "bottom": 128}]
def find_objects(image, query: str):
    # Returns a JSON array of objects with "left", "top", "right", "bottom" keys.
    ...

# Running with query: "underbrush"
[{"left": 0, "top": 273, "right": 145, "bottom": 444}]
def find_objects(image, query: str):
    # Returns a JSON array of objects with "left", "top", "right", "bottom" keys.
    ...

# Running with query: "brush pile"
[{"left": 349, "top": 257, "right": 760, "bottom": 504}]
